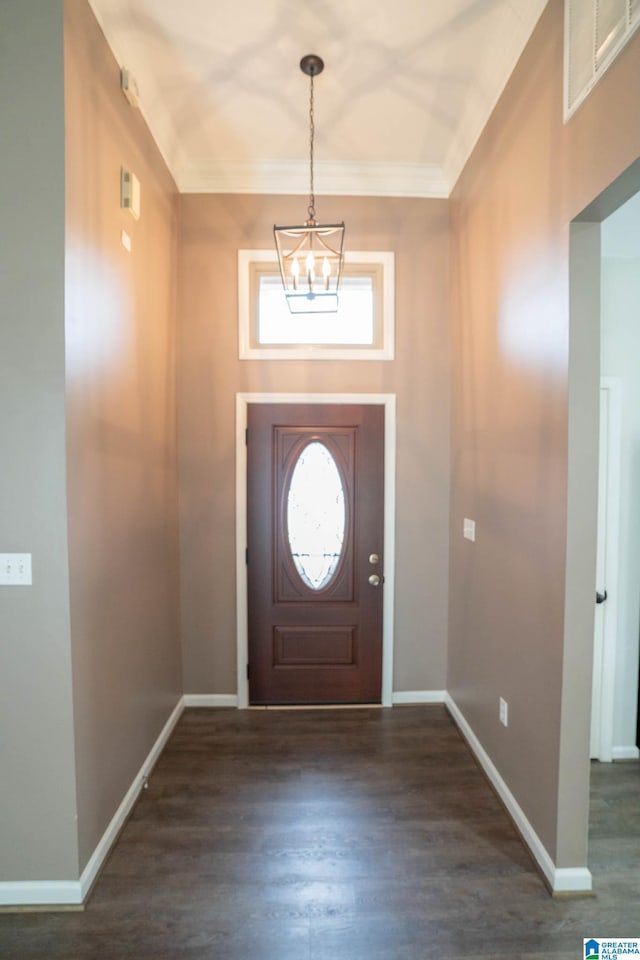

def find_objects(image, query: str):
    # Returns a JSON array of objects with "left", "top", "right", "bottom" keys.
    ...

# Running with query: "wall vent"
[{"left": 565, "top": 0, "right": 640, "bottom": 120}]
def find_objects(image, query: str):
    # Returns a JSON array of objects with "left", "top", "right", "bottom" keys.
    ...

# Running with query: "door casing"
[
  {"left": 591, "top": 378, "right": 622, "bottom": 761},
  {"left": 236, "top": 392, "right": 396, "bottom": 709}
]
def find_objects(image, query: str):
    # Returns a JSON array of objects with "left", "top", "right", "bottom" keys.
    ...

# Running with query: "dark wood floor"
[{"left": 1, "top": 706, "right": 638, "bottom": 959}]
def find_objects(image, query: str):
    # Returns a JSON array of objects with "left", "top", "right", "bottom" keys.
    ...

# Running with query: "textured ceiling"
[{"left": 88, "top": 0, "right": 548, "bottom": 197}]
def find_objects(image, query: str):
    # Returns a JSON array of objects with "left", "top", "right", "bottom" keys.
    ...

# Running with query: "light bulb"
[
  {"left": 305, "top": 251, "right": 315, "bottom": 289},
  {"left": 322, "top": 257, "right": 331, "bottom": 290},
  {"left": 291, "top": 256, "right": 300, "bottom": 290}
]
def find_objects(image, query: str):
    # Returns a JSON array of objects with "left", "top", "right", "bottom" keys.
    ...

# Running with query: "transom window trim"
[
  {"left": 564, "top": 0, "right": 640, "bottom": 121},
  {"left": 238, "top": 249, "right": 395, "bottom": 361}
]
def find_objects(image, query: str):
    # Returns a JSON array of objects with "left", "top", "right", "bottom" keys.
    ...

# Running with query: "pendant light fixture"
[{"left": 274, "top": 55, "right": 345, "bottom": 314}]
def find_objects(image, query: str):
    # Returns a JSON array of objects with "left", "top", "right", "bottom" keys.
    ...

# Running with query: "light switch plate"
[
  {"left": 0, "top": 553, "right": 32, "bottom": 585},
  {"left": 499, "top": 697, "right": 509, "bottom": 727},
  {"left": 120, "top": 67, "right": 140, "bottom": 108},
  {"left": 121, "top": 168, "right": 141, "bottom": 220},
  {"left": 463, "top": 518, "right": 476, "bottom": 542}
]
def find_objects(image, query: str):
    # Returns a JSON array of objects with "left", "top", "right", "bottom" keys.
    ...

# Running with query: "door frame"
[
  {"left": 235, "top": 392, "right": 396, "bottom": 709},
  {"left": 591, "top": 377, "right": 622, "bottom": 761}
]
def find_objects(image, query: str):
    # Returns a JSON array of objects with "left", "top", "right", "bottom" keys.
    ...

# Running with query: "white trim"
[
  {"left": 238, "top": 250, "right": 395, "bottom": 362},
  {"left": 392, "top": 690, "right": 447, "bottom": 705},
  {"left": 78, "top": 697, "right": 184, "bottom": 901},
  {"left": 443, "top": 0, "right": 548, "bottom": 193},
  {"left": 0, "top": 880, "right": 83, "bottom": 908},
  {"left": 183, "top": 694, "right": 238, "bottom": 708},
  {"left": 236, "top": 392, "right": 396, "bottom": 709},
  {"left": 564, "top": 0, "right": 640, "bottom": 122},
  {"left": 0, "top": 697, "right": 185, "bottom": 908},
  {"left": 381, "top": 399, "right": 396, "bottom": 709},
  {"left": 178, "top": 159, "right": 450, "bottom": 199},
  {"left": 445, "top": 694, "right": 593, "bottom": 894},
  {"left": 591, "top": 378, "right": 623, "bottom": 762},
  {"left": 1, "top": 690, "right": 597, "bottom": 906},
  {"left": 612, "top": 745, "right": 640, "bottom": 761},
  {"left": 552, "top": 867, "right": 595, "bottom": 893}
]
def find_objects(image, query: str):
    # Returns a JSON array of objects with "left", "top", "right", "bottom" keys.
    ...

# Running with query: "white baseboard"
[
  {"left": 445, "top": 694, "right": 592, "bottom": 895},
  {"left": 392, "top": 690, "right": 446, "bottom": 705},
  {"left": 612, "top": 745, "right": 640, "bottom": 760},
  {"left": 2, "top": 691, "right": 596, "bottom": 905},
  {"left": 0, "top": 697, "right": 185, "bottom": 909},
  {"left": 0, "top": 880, "right": 84, "bottom": 908},
  {"left": 552, "top": 866, "right": 594, "bottom": 893},
  {"left": 78, "top": 696, "right": 185, "bottom": 901},
  {"left": 183, "top": 694, "right": 238, "bottom": 708}
]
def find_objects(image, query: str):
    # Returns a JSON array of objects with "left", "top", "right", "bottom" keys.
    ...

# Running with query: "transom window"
[{"left": 238, "top": 250, "right": 394, "bottom": 360}]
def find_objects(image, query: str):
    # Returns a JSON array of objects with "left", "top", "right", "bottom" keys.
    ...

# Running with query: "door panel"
[{"left": 247, "top": 404, "right": 384, "bottom": 704}]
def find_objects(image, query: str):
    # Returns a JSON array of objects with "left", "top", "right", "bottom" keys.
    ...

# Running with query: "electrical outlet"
[
  {"left": 499, "top": 697, "right": 509, "bottom": 727},
  {"left": 0, "top": 553, "right": 32, "bottom": 586}
]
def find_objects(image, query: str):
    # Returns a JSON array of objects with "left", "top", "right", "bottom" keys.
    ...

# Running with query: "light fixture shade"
[{"left": 273, "top": 220, "right": 345, "bottom": 314}]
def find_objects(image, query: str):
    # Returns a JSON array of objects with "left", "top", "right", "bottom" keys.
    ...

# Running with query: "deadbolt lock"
[{"left": 369, "top": 553, "right": 380, "bottom": 565}]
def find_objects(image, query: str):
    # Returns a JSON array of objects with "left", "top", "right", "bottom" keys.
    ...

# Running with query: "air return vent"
[{"left": 565, "top": 0, "right": 640, "bottom": 119}]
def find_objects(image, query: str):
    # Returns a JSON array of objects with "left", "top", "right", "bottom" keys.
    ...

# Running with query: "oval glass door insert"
[{"left": 287, "top": 441, "right": 346, "bottom": 591}]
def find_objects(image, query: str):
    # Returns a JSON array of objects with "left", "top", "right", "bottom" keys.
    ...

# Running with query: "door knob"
[{"left": 368, "top": 574, "right": 381, "bottom": 587}]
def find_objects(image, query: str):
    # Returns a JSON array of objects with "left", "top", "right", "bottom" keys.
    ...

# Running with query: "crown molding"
[
  {"left": 177, "top": 159, "right": 450, "bottom": 199},
  {"left": 443, "top": 0, "right": 548, "bottom": 192}
]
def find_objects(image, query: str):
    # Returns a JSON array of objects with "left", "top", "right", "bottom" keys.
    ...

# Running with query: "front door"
[{"left": 247, "top": 404, "right": 384, "bottom": 704}]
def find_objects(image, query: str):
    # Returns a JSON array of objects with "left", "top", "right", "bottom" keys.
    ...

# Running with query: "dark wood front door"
[{"left": 247, "top": 404, "right": 384, "bottom": 704}]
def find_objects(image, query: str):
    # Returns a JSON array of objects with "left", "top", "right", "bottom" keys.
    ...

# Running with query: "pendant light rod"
[
  {"left": 300, "top": 55, "right": 324, "bottom": 223},
  {"left": 273, "top": 54, "right": 345, "bottom": 314}
]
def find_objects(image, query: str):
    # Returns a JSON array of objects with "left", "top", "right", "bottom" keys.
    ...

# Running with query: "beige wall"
[
  {"left": 448, "top": 0, "right": 640, "bottom": 866},
  {"left": 64, "top": 0, "right": 182, "bottom": 869},
  {"left": 177, "top": 194, "right": 450, "bottom": 696},
  {"left": 7, "top": 0, "right": 640, "bottom": 893},
  {"left": 0, "top": 0, "right": 79, "bottom": 882}
]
